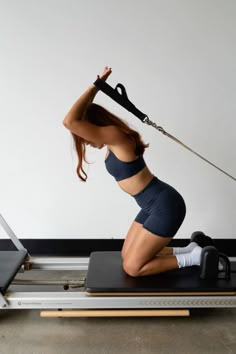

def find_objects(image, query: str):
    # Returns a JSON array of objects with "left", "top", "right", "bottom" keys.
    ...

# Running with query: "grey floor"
[{"left": 1, "top": 270, "right": 236, "bottom": 354}]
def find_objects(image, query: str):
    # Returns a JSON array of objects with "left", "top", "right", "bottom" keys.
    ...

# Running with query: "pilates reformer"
[
  {"left": 1, "top": 80, "right": 236, "bottom": 318},
  {"left": 0, "top": 214, "right": 236, "bottom": 318}
]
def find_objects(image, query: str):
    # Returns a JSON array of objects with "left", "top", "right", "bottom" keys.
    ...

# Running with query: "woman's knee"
[
  {"left": 121, "top": 247, "right": 129, "bottom": 261},
  {"left": 122, "top": 258, "right": 142, "bottom": 277}
]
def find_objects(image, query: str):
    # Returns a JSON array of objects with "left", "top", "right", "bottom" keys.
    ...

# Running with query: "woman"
[{"left": 63, "top": 66, "right": 202, "bottom": 277}]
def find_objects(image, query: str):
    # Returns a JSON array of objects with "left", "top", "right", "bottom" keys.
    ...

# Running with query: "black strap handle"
[{"left": 93, "top": 79, "right": 147, "bottom": 122}]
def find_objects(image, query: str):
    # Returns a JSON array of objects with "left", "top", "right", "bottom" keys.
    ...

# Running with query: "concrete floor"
[{"left": 0, "top": 270, "right": 236, "bottom": 354}]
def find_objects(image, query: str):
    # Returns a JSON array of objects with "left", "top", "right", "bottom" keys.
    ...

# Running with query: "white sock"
[
  {"left": 173, "top": 242, "right": 198, "bottom": 255},
  {"left": 175, "top": 246, "right": 224, "bottom": 270},
  {"left": 176, "top": 246, "right": 202, "bottom": 268}
]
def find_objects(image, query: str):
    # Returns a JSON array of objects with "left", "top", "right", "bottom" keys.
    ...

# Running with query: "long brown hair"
[{"left": 71, "top": 103, "right": 149, "bottom": 181}]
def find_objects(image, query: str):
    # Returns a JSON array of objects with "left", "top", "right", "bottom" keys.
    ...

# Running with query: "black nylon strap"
[
  {"left": 93, "top": 79, "right": 147, "bottom": 122},
  {"left": 93, "top": 79, "right": 236, "bottom": 182}
]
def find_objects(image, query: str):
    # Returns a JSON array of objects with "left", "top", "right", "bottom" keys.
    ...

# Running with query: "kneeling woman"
[{"left": 63, "top": 66, "right": 202, "bottom": 277}]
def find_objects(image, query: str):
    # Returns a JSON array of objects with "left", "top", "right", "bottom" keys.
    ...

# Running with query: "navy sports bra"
[{"left": 105, "top": 149, "right": 146, "bottom": 181}]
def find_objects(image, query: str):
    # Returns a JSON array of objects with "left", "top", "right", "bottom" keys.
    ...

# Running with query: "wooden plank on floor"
[{"left": 40, "top": 309, "right": 190, "bottom": 318}]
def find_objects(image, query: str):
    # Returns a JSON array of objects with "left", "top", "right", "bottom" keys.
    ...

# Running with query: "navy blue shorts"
[{"left": 133, "top": 176, "right": 186, "bottom": 238}]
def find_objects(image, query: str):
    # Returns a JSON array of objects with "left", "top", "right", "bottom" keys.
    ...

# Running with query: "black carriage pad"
[
  {"left": 0, "top": 250, "right": 28, "bottom": 295},
  {"left": 85, "top": 252, "right": 236, "bottom": 295}
]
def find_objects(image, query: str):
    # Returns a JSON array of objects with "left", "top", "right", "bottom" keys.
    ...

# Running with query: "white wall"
[{"left": 0, "top": 0, "right": 235, "bottom": 239}]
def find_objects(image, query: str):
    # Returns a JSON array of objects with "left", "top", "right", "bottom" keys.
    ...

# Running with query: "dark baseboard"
[{"left": 0, "top": 238, "right": 235, "bottom": 257}]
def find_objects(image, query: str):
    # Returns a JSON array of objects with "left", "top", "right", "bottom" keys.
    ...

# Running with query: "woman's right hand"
[{"left": 97, "top": 66, "right": 112, "bottom": 81}]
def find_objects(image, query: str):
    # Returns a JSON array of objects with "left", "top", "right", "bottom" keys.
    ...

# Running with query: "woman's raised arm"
[{"left": 63, "top": 66, "right": 112, "bottom": 126}]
